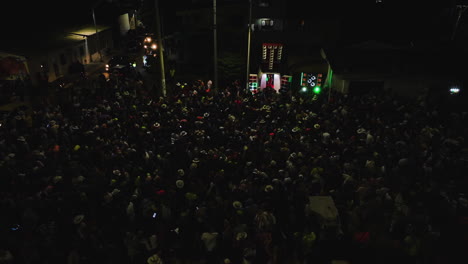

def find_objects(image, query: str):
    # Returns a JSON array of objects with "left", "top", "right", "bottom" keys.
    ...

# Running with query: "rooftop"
[{"left": 1, "top": 25, "right": 111, "bottom": 57}]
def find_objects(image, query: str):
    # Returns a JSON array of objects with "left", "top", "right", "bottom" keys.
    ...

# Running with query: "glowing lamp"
[{"left": 450, "top": 87, "right": 460, "bottom": 94}]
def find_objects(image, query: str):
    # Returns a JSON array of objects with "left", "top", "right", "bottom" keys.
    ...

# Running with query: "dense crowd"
[{"left": 1, "top": 73, "right": 467, "bottom": 264}]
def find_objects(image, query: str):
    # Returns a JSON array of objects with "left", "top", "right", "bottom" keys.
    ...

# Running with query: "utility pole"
[
  {"left": 452, "top": 5, "right": 468, "bottom": 41},
  {"left": 92, "top": 8, "right": 103, "bottom": 62},
  {"left": 155, "top": 0, "right": 167, "bottom": 96},
  {"left": 213, "top": 0, "right": 218, "bottom": 91},
  {"left": 245, "top": 0, "right": 253, "bottom": 90}
]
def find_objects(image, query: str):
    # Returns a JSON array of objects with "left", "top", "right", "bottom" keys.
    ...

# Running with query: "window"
[
  {"left": 59, "top": 54, "right": 67, "bottom": 65},
  {"left": 260, "top": 19, "right": 274, "bottom": 29}
]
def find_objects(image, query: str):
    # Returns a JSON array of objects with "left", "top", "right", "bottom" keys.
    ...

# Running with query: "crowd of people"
[{"left": 0, "top": 71, "right": 467, "bottom": 264}]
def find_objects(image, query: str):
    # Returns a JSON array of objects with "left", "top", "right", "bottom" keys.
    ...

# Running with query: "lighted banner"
[
  {"left": 262, "top": 43, "right": 283, "bottom": 71},
  {"left": 300, "top": 72, "right": 323, "bottom": 94},
  {"left": 260, "top": 73, "right": 281, "bottom": 92},
  {"left": 249, "top": 74, "right": 258, "bottom": 91}
]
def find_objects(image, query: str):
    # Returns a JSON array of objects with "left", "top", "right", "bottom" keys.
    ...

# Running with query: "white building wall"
[{"left": 119, "top": 13, "right": 130, "bottom": 36}]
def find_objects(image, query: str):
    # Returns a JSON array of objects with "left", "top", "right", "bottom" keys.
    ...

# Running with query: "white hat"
[
  {"left": 232, "top": 201, "right": 243, "bottom": 209},
  {"left": 73, "top": 175, "right": 86, "bottom": 184},
  {"left": 147, "top": 254, "right": 162, "bottom": 264},
  {"left": 176, "top": 180, "right": 184, "bottom": 189},
  {"left": 17, "top": 136, "right": 26, "bottom": 142},
  {"left": 264, "top": 185, "right": 274, "bottom": 192},
  {"left": 177, "top": 169, "right": 185, "bottom": 176},
  {"left": 357, "top": 128, "right": 366, "bottom": 134},
  {"left": 314, "top": 124, "right": 320, "bottom": 129},
  {"left": 53, "top": 176, "right": 63, "bottom": 184},
  {"left": 236, "top": 231, "right": 248, "bottom": 241},
  {"left": 73, "top": 214, "right": 85, "bottom": 224},
  {"left": 111, "top": 188, "right": 121, "bottom": 196},
  {"left": 190, "top": 162, "right": 198, "bottom": 169}
]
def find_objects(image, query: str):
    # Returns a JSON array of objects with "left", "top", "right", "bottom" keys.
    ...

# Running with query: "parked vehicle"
[{"left": 105, "top": 56, "right": 132, "bottom": 72}]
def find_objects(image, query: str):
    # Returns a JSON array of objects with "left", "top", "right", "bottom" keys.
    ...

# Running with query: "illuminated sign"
[
  {"left": 450, "top": 87, "right": 460, "bottom": 94},
  {"left": 262, "top": 43, "right": 283, "bottom": 70},
  {"left": 301, "top": 72, "right": 322, "bottom": 87},
  {"left": 280, "top": 75, "right": 292, "bottom": 92},
  {"left": 249, "top": 74, "right": 258, "bottom": 90},
  {"left": 260, "top": 73, "right": 281, "bottom": 92},
  {"left": 300, "top": 72, "right": 323, "bottom": 94}
]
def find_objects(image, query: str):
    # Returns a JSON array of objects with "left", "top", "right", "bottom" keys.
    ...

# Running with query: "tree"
[{"left": 218, "top": 51, "right": 244, "bottom": 84}]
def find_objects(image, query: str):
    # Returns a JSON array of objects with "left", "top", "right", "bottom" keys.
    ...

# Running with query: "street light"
[
  {"left": 452, "top": 5, "right": 468, "bottom": 41},
  {"left": 91, "top": 0, "right": 116, "bottom": 62},
  {"left": 245, "top": 0, "right": 253, "bottom": 90},
  {"left": 213, "top": 0, "right": 218, "bottom": 91},
  {"left": 92, "top": 8, "right": 103, "bottom": 62},
  {"left": 155, "top": 0, "right": 167, "bottom": 96}
]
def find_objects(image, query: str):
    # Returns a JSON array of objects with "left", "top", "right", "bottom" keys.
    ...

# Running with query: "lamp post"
[
  {"left": 245, "top": 0, "right": 253, "bottom": 90},
  {"left": 213, "top": 0, "right": 218, "bottom": 91},
  {"left": 155, "top": 0, "right": 167, "bottom": 96},
  {"left": 68, "top": 32, "right": 91, "bottom": 63},
  {"left": 92, "top": 0, "right": 114, "bottom": 62},
  {"left": 451, "top": 5, "right": 468, "bottom": 41},
  {"left": 92, "top": 8, "right": 103, "bottom": 62}
]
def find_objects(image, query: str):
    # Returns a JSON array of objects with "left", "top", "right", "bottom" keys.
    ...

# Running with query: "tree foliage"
[{"left": 218, "top": 51, "right": 244, "bottom": 82}]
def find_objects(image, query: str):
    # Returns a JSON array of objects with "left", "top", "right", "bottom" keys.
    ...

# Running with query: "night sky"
[
  {"left": 2, "top": 0, "right": 113, "bottom": 39},
  {"left": 1, "top": 0, "right": 466, "bottom": 47}
]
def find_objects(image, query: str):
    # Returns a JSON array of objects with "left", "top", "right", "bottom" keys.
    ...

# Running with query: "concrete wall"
[
  {"left": 86, "top": 29, "right": 114, "bottom": 62},
  {"left": 28, "top": 42, "right": 87, "bottom": 85},
  {"left": 27, "top": 29, "right": 114, "bottom": 85},
  {"left": 118, "top": 13, "right": 130, "bottom": 36}
]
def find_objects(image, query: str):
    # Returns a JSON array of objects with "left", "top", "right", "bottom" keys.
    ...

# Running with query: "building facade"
[{"left": 2, "top": 26, "right": 113, "bottom": 87}]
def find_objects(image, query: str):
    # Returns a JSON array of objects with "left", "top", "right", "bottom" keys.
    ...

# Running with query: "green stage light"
[{"left": 313, "top": 86, "right": 321, "bottom": 94}]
